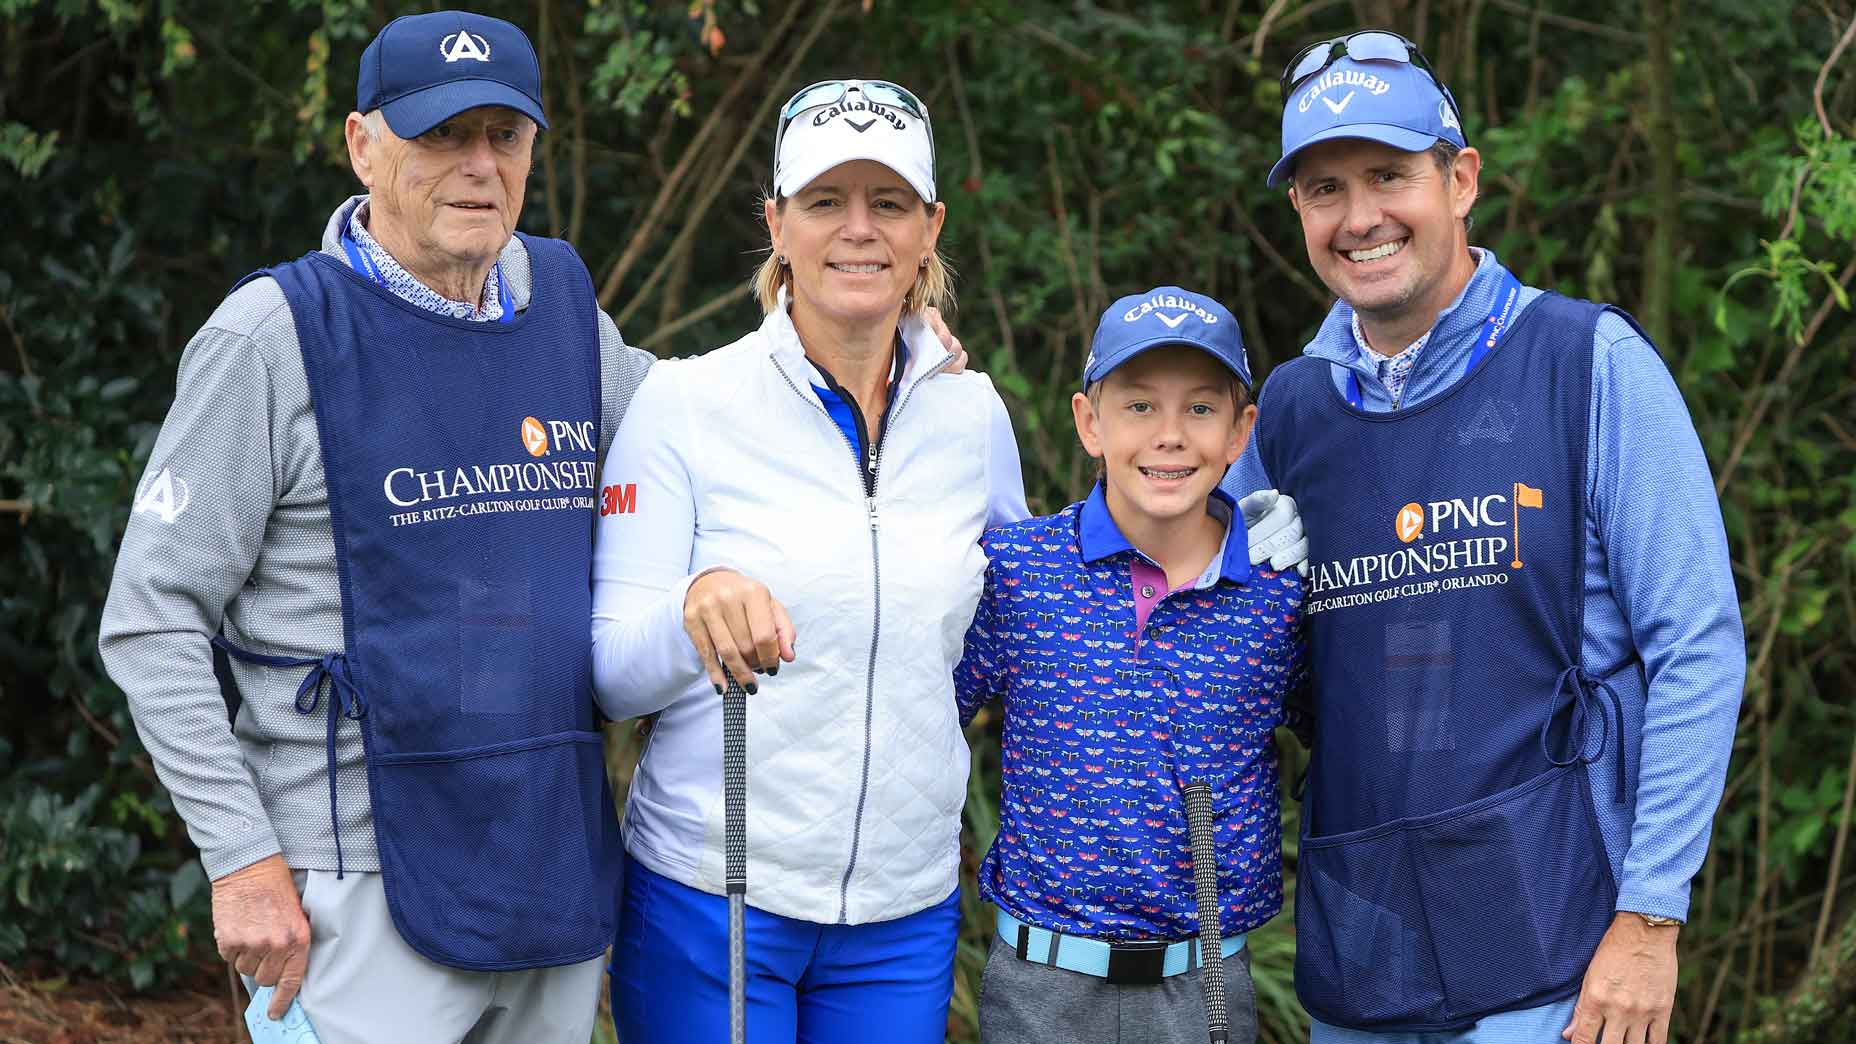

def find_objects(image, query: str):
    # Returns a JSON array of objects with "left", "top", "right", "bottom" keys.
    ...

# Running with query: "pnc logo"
[
  {"left": 1395, "top": 502, "right": 1424, "bottom": 543},
  {"left": 440, "top": 31, "right": 492, "bottom": 63},
  {"left": 520, "top": 416, "right": 550, "bottom": 457}
]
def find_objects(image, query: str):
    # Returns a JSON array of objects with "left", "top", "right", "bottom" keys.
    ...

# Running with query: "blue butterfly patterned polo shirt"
[{"left": 956, "top": 484, "right": 1309, "bottom": 942}]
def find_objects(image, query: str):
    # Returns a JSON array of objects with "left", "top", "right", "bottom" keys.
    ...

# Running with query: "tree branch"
[
  {"left": 596, "top": 0, "right": 809, "bottom": 307},
  {"left": 1814, "top": 8, "right": 1856, "bottom": 138},
  {"left": 639, "top": 284, "right": 751, "bottom": 352},
  {"left": 947, "top": 37, "right": 1016, "bottom": 367},
  {"left": 615, "top": 0, "right": 843, "bottom": 328},
  {"left": 1715, "top": 257, "right": 1856, "bottom": 495}
]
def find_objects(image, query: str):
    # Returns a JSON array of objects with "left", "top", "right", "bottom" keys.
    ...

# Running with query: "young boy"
[{"left": 957, "top": 287, "right": 1307, "bottom": 1043}]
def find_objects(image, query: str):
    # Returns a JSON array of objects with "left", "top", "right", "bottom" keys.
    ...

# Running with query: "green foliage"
[
  {"left": 0, "top": 122, "right": 58, "bottom": 178},
  {"left": 0, "top": 782, "right": 208, "bottom": 990},
  {"left": 2, "top": 1, "right": 1852, "bottom": 1039}
]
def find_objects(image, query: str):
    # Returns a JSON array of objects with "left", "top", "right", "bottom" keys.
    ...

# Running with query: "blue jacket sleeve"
[{"left": 1589, "top": 313, "right": 1746, "bottom": 920}]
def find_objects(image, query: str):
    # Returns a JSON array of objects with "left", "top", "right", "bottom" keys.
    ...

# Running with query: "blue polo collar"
[{"left": 1077, "top": 481, "right": 1250, "bottom": 587}]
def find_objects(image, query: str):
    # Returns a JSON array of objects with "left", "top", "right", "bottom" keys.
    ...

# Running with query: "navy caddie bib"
[
  {"left": 219, "top": 234, "right": 620, "bottom": 972},
  {"left": 1257, "top": 286, "right": 1637, "bottom": 1031}
]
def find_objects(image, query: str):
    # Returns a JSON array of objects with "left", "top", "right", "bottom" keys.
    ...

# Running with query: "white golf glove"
[{"left": 1239, "top": 489, "right": 1309, "bottom": 576}]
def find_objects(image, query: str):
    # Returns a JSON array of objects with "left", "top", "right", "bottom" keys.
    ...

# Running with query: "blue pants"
[{"left": 610, "top": 854, "right": 960, "bottom": 1044}]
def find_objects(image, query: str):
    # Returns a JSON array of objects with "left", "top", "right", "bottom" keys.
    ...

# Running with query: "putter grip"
[
  {"left": 723, "top": 676, "right": 747, "bottom": 894},
  {"left": 723, "top": 673, "right": 748, "bottom": 1044},
  {"left": 1182, "top": 783, "right": 1229, "bottom": 1044}
]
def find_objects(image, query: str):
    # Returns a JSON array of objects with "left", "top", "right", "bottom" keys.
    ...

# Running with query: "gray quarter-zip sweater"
[{"left": 99, "top": 196, "right": 653, "bottom": 880}]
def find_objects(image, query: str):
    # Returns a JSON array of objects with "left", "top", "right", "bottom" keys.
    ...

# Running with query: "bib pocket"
[
  {"left": 369, "top": 729, "right": 614, "bottom": 970},
  {"left": 1294, "top": 762, "right": 1615, "bottom": 1031}
]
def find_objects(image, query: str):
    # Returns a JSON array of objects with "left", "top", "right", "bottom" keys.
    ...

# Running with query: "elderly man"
[
  {"left": 99, "top": 13, "right": 642, "bottom": 1042},
  {"left": 1224, "top": 31, "right": 1744, "bottom": 1044}
]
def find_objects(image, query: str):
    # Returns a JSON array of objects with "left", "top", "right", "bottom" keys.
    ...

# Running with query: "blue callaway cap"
[
  {"left": 357, "top": 11, "right": 548, "bottom": 140},
  {"left": 1267, "top": 57, "right": 1464, "bottom": 187},
  {"left": 1084, "top": 287, "right": 1251, "bottom": 389}
]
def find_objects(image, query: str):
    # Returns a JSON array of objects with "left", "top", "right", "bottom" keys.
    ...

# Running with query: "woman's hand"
[{"left": 683, "top": 569, "right": 797, "bottom": 692}]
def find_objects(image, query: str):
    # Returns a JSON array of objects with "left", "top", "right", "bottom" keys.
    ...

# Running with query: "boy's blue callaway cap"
[
  {"left": 358, "top": 11, "right": 548, "bottom": 140},
  {"left": 1084, "top": 287, "right": 1251, "bottom": 390},
  {"left": 1267, "top": 56, "right": 1464, "bottom": 187}
]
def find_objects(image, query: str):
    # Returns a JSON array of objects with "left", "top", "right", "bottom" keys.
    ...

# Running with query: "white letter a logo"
[
  {"left": 134, "top": 469, "right": 191, "bottom": 525},
  {"left": 441, "top": 31, "right": 492, "bottom": 63}
]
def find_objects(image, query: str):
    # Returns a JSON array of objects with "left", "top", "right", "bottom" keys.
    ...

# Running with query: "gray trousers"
[
  {"left": 242, "top": 869, "right": 604, "bottom": 1044},
  {"left": 978, "top": 939, "right": 1259, "bottom": 1044}
]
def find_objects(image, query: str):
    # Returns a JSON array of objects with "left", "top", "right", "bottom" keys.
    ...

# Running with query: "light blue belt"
[{"left": 995, "top": 908, "right": 1245, "bottom": 984}]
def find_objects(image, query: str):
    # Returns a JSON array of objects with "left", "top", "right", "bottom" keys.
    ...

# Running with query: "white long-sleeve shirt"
[{"left": 591, "top": 302, "right": 1026, "bottom": 925}]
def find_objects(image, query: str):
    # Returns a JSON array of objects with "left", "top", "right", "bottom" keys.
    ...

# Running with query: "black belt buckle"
[{"left": 1105, "top": 940, "right": 1169, "bottom": 985}]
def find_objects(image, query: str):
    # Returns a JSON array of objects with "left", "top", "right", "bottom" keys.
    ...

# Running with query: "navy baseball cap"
[
  {"left": 1084, "top": 287, "right": 1251, "bottom": 390},
  {"left": 1267, "top": 56, "right": 1464, "bottom": 187},
  {"left": 357, "top": 12, "right": 548, "bottom": 140}
]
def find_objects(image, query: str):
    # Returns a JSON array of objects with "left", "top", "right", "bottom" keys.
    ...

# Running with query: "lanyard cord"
[{"left": 1346, "top": 267, "right": 1523, "bottom": 410}]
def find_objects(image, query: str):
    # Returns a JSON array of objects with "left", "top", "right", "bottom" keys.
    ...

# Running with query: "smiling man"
[
  {"left": 1222, "top": 31, "right": 1745, "bottom": 1044},
  {"left": 99, "top": 12, "right": 651, "bottom": 1043}
]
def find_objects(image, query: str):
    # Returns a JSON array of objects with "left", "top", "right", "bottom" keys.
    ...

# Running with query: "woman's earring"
[
  {"left": 919, "top": 256, "right": 930, "bottom": 268},
  {"left": 778, "top": 255, "right": 788, "bottom": 266}
]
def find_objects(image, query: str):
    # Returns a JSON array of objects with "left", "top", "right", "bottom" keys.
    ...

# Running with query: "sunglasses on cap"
[
  {"left": 772, "top": 79, "right": 936, "bottom": 180},
  {"left": 1280, "top": 30, "right": 1463, "bottom": 129}
]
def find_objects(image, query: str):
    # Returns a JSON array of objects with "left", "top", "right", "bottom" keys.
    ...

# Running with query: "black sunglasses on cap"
[{"left": 1280, "top": 30, "right": 1463, "bottom": 129}]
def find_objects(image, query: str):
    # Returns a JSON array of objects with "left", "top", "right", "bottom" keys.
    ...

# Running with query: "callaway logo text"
[
  {"left": 1122, "top": 292, "right": 1218, "bottom": 327},
  {"left": 813, "top": 99, "right": 908, "bottom": 133},
  {"left": 1296, "top": 67, "right": 1393, "bottom": 113}
]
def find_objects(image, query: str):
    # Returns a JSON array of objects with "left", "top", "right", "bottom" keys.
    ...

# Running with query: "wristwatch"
[{"left": 1630, "top": 912, "right": 1683, "bottom": 928}]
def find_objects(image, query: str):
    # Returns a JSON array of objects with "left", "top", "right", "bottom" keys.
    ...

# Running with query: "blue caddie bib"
[
  {"left": 218, "top": 235, "right": 620, "bottom": 971},
  {"left": 1256, "top": 285, "right": 1638, "bottom": 1031}
]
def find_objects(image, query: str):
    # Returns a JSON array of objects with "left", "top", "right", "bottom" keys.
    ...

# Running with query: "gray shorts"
[
  {"left": 977, "top": 938, "right": 1258, "bottom": 1044},
  {"left": 242, "top": 869, "right": 604, "bottom": 1044}
]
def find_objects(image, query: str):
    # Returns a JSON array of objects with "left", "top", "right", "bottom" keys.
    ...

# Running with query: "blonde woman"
[{"left": 590, "top": 80, "right": 1027, "bottom": 1043}]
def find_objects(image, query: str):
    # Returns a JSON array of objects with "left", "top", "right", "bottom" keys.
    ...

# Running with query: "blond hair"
[{"left": 752, "top": 194, "right": 955, "bottom": 316}]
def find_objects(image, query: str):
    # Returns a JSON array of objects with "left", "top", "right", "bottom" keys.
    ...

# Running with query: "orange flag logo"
[
  {"left": 1396, "top": 502, "right": 1425, "bottom": 543},
  {"left": 520, "top": 416, "right": 549, "bottom": 458},
  {"left": 1512, "top": 482, "right": 1544, "bottom": 567}
]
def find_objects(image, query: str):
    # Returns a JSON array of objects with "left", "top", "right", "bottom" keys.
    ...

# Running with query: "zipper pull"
[{"left": 867, "top": 496, "right": 880, "bottom": 531}]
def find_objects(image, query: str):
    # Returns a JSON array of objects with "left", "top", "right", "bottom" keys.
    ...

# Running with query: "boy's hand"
[{"left": 1240, "top": 490, "right": 1308, "bottom": 575}]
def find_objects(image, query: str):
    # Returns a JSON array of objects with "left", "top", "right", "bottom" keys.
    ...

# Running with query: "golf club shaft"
[
  {"left": 1181, "top": 782, "right": 1229, "bottom": 1044},
  {"left": 723, "top": 670, "right": 748, "bottom": 1044}
]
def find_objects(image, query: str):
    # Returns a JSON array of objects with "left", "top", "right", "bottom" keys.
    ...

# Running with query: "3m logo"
[
  {"left": 520, "top": 417, "right": 549, "bottom": 457},
  {"left": 599, "top": 483, "right": 636, "bottom": 516},
  {"left": 1395, "top": 502, "right": 1424, "bottom": 543},
  {"left": 440, "top": 31, "right": 492, "bottom": 63}
]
